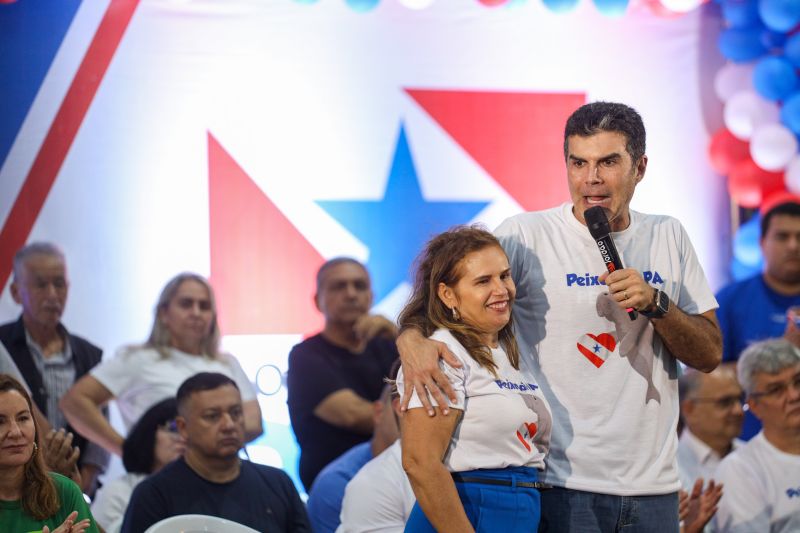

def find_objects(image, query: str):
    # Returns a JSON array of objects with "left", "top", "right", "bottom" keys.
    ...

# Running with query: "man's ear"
[
  {"left": 437, "top": 282, "right": 456, "bottom": 310},
  {"left": 176, "top": 416, "right": 189, "bottom": 440},
  {"left": 10, "top": 281, "right": 21, "bottom": 305},
  {"left": 314, "top": 293, "right": 322, "bottom": 313},
  {"left": 635, "top": 155, "right": 648, "bottom": 183}
]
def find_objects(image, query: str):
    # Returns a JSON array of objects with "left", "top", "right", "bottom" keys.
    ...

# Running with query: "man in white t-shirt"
[
  {"left": 398, "top": 101, "right": 722, "bottom": 532},
  {"left": 336, "top": 440, "right": 415, "bottom": 533},
  {"left": 712, "top": 338, "right": 800, "bottom": 532},
  {"left": 677, "top": 365, "right": 744, "bottom": 490}
]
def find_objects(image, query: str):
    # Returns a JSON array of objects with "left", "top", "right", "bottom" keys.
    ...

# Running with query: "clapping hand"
[{"left": 42, "top": 511, "right": 92, "bottom": 533}]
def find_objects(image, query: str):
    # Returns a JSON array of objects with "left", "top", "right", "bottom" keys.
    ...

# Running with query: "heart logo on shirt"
[
  {"left": 576, "top": 332, "right": 617, "bottom": 368},
  {"left": 515, "top": 422, "right": 538, "bottom": 452}
]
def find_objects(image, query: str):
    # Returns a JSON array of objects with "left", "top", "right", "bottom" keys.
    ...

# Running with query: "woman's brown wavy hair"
[
  {"left": 398, "top": 225, "right": 520, "bottom": 375},
  {"left": 0, "top": 374, "right": 59, "bottom": 519}
]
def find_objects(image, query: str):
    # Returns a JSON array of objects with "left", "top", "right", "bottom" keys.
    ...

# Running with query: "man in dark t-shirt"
[
  {"left": 287, "top": 258, "right": 398, "bottom": 490},
  {"left": 122, "top": 373, "right": 309, "bottom": 533}
]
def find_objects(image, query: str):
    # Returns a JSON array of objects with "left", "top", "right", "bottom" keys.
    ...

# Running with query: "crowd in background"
[{"left": 2, "top": 101, "right": 799, "bottom": 533}]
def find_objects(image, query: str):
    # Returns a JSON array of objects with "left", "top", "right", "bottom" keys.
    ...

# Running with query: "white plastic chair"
[{"left": 143, "top": 514, "right": 260, "bottom": 533}]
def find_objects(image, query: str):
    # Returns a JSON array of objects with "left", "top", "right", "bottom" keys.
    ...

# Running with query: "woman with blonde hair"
[
  {"left": 61, "top": 273, "right": 261, "bottom": 456},
  {"left": 0, "top": 373, "right": 97, "bottom": 533},
  {"left": 397, "top": 226, "right": 552, "bottom": 532}
]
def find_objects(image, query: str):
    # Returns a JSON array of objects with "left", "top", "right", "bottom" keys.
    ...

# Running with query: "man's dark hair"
[
  {"left": 122, "top": 398, "right": 178, "bottom": 475},
  {"left": 176, "top": 372, "right": 239, "bottom": 414},
  {"left": 563, "top": 101, "right": 646, "bottom": 163},
  {"left": 315, "top": 257, "right": 368, "bottom": 293},
  {"left": 760, "top": 202, "right": 800, "bottom": 238}
]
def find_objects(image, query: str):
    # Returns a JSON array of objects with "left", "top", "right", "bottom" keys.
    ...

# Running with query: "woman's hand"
[{"left": 42, "top": 511, "right": 92, "bottom": 533}]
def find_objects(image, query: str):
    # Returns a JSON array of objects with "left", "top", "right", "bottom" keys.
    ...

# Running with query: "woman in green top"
[{"left": 0, "top": 374, "right": 97, "bottom": 533}]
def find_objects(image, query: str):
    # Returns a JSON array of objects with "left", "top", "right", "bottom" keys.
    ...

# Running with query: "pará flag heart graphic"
[{"left": 577, "top": 333, "right": 617, "bottom": 368}]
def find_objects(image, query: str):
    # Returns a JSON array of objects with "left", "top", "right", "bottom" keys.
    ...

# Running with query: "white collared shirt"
[{"left": 677, "top": 428, "right": 742, "bottom": 490}]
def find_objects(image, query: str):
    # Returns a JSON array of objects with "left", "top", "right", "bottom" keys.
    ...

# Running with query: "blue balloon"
[
  {"left": 722, "top": 0, "right": 760, "bottom": 28},
  {"left": 733, "top": 214, "right": 763, "bottom": 268},
  {"left": 759, "top": 0, "right": 800, "bottom": 33},
  {"left": 786, "top": 33, "right": 800, "bottom": 68},
  {"left": 730, "top": 256, "right": 763, "bottom": 280},
  {"left": 781, "top": 91, "right": 800, "bottom": 135},
  {"left": 718, "top": 25, "right": 768, "bottom": 62},
  {"left": 761, "top": 28, "right": 787, "bottom": 49},
  {"left": 753, "top": 56, "right": 798, "bottom": 101},
  {"left": 593, "top": 0, "right": 628, "bottom": 16},
  {"left": 542, "top": 0, "right": 580, "bottom": 13},
  {"left": 345, "top": 0, "right": 379, "bottom": 12}
]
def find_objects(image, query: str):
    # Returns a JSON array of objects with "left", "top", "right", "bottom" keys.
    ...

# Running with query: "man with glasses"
[
  {"left": 677, "top": 366, "right": 744, "bottom": 491},
  {"left": 712, "top": 338, "right": 800, "bottom": 532}
]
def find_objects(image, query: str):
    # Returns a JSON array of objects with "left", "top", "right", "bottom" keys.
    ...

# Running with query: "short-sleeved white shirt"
[
  {"left": 495, "top": 203, "right": 717, "bottom": 495},
  {"left": 398, "top": 328, "right": 552, "bottom": 472},
  {"left": 337, "top": 441, "right": 415, "bottom": 533},
  {"left": 91, "top": 346, "right": 256, "bottom": 429},
  {"left": 712, "top": 432, "right": 800, "bottom": 532}
]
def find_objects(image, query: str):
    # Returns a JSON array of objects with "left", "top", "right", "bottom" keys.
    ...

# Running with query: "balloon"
[
  {"left": 761, "top": 29, "right": 787, "bottom": 50},
  {"left": 780, "top": 91, "right": 800, "bottom": 135},
  {"left": 758, "top": 0, "right": 800, "bottom": 33},
  {"left": 478, "top": 0, "right": 510, "bottom": 5},
  {"left": 721, "top": 0, "right": 760, "bottom": 28},
  {"left": 752, "top": 56, "right": 799, "bottom": 101},
  {"left": 714, "top": 62, "right": 755, "bottom": 102},
  {"left": 593, "top": 0, "right": 629, "bottom": 16},
  {"left": 642, "top": 0, "right": 684, "bottom": 17},
  {"left": 724, "top": 90, "right": 780, "bottom": 140},
  {"left": 730, "top": 255, "right": 763, "bottom": 280},
  {"left": 785, "top": 155, "right": 800, "bottom": 193},
  {"left": 786, "top": 33, "right": 800, "bottom": 68},
  {"left": 399, "top": 0, "right": 434, "bottom": 7},
  {"left": 345, "top": 0, "right": 380, "bottom": 11},
  {"left": 728, "top": 156, "right": 786, "bottom": 207},
  {"left": 660, "top": 0, "right": 703, "bottom": 13},
  {"left": 750, "top": 123, "right": 799, "bottom": 171},
  {"left": 718, "top": 25, "right": 768, "bottom": 63},
  {"left": 542, "top": 0, "right": 580, "bottom": 12},
  {"left": 709, "top": 128, "right": 752, "bottom": 175},
  {"left": 733, "top": 213, "right": 763, "bottom": 266}
]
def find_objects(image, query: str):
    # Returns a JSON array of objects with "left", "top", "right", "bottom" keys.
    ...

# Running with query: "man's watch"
[{"left": 642, "top": 289, "right": 670, "bottom": 319}]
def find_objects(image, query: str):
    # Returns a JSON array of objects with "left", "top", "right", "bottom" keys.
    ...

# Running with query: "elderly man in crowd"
[
  {"left": 677, "top": 365, "right": 745, "bottom": 490},
  {"left": 713, "top": 338, "right": 800, "bottom": 532},
  {"left": 0, "top": 242, "right": 109, "bottom": 493}
]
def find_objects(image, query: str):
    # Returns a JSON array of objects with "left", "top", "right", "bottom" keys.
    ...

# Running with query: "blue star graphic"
[
  {"left": 317, "top": 123, "right": 490, "bottom": 302},
  {"left": 594, "top": 344, "right": 601, "bottom": 353}
]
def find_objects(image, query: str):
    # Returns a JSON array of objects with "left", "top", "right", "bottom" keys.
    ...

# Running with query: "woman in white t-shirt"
[
  {"left": 397, "top": 226, "right": 552, "bottom": 533},
  {"left": 60, "top": 273, "right": 262, "bottom": 456}
]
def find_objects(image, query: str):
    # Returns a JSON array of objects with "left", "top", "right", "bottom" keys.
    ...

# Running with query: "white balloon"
[
  {"left": 785, "top": 155, "right": 800, "bottom": 194},
  {"left": 398, "top": 0, "right": 434, "bottom": 8},
  {"left": 750, "top": 123, "right": 799, "bottom": 172},
  {"left": 714, "top": 62, "right": 755, "bottom": 103},
  {"left": 659, "top": 0, "right": 702, "bottom": 13},
  {"left": 724, "top": 90, "right": 780, "bottom": 140}
]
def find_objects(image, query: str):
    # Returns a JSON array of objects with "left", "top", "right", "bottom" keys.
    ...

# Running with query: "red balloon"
[
  {"left": 478, "top": 0, "right": 509, "bottom": 6},
  {"left": 728, "top": 157, "right": 786, "bottom": 208},
  {"left": 640, "top": 0, "right": 684, "bottom": 18},
  {"left": 709, "top": 127, "right": 751, "bottom": 175}
]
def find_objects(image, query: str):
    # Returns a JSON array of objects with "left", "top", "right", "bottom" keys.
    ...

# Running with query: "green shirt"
[{"left": 0, "top": 473, "right": 99, "bottom": 533}]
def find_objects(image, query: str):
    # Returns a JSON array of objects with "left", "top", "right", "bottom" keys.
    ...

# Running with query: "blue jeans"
[
  {"left": 539, "top": 487, "right": 679, "bottom": 533},
  {"left": 405, "top": 466, "right": 542, "bottom": 532}
]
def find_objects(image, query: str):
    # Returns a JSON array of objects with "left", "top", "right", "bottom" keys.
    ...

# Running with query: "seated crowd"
[{"left": 3, "top": 189, "right": 800, "bottom": 533}]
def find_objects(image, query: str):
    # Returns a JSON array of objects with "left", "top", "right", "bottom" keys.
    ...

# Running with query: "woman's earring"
[
  {"left": 452, "top": 307, "right": 460, "bottom": 321},
  {"left": 31, "top": 441, "right": 38, "bottom": 458}
]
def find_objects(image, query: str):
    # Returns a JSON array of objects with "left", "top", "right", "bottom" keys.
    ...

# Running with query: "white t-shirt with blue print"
[{"left": 398, "top": 328, "right": 552, "bottom": 472}]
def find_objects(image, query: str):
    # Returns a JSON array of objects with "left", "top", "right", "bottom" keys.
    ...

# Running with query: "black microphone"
[{"left": 584, "top": 206, "right": 637, "bottom": 321}]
